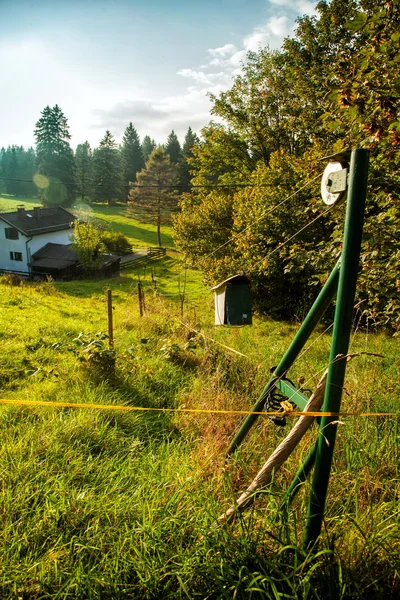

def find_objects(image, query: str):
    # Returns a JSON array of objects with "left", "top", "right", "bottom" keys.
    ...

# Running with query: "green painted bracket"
[{"left": 275, "top": 379, "right": 309, "bottom": 410}]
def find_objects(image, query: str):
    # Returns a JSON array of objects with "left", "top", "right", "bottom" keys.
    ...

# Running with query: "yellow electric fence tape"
[{"left": 0, "top": 399, "right": 397, "bottom": 418}]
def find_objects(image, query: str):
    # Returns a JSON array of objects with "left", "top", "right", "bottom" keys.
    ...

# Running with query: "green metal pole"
[
  {"left": 280, "top": 441, "right": 318, "bottom": 509},
  {"left": 304, "top": 148, "right": 369, "bottom": 548},
  {"left": 227, "top": 262, "right": 340, "bottom": 455}
]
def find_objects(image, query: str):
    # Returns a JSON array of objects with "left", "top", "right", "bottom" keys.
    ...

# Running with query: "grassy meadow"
[
  {"left": 0, "top": 194, "right": 174, "bottom": 249},
  {"left": 0, "top": 196, "right": 399, "bottom": 598}
]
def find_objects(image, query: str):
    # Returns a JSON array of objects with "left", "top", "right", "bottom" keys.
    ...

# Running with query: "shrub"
[
  {"left": 100, "top": 231, "right": 132, "bottom": 255},
  {"left": 0, "top": 273, "right": 22, "bottom": 286}
]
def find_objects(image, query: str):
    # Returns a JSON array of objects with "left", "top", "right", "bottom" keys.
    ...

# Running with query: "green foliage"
[
  {"left": 1, "top": 145, "right": 37, "bottom": 197},
  {"left": 174, "top": 0, "right": 400, "bottom": 331},
  {"left": 0, "top": 164, "right": 5, "bottom": 195},
  {"left": 93, "top": 130, "right": 122, "bottom": 205},
  {"left": 141, "top": 135, "right": 156, "bottom": 162},
  {"left": 128, "top": 146, "right": 179, "bottom": 247},
  {"left": 210, "top": 49, "right": 314, "bottom": 162},
  {"left": 0, "top": 273, "right": 22, "bottom": 286},
  {"left": 165, "top": 129, "right": 182, "bottom": 164},
  {"left": 34, "top": 105, "right": 76, "bottom": 206},
  {"left": 61, "top": 331, "right": 116, "bottom": 382},
  {"left": 121, "top": 123, "right": 144, "bottom": 200},
  {"left": 71, "top": 220, "right": 106, "bottom": 272},
  {"left": 174, "top": 189, "right": 236, "bottom": 282},
  {"left": 178, "top": 126, "right": 199, "bottom": 190},
  {"left": 75, "top": 141, "right": 93, "bottom": 201},
  {"left": 100, "top": 230, "right": 132, "bottom": 255}
]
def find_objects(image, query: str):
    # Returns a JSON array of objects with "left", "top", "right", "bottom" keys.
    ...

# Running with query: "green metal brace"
[
  {"left": 304, "top": 148, "right": 369, "bottom": 547},
  {"left": 227, "top": 260, "right": 340, "bottom": 455}
]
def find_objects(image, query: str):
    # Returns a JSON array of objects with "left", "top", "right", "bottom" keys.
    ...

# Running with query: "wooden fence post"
[
  {"left": 107, "top": 289, "right": 114, "bottom": 349},
  {"left": 138, "top": 281, "right": 143, "bottom": 317}
]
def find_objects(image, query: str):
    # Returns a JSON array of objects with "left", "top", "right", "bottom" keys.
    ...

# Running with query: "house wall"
[
  {"left": 0, "top": 222, "right": 74, "bottom": 273},
  {"left": 27, "top": 229, "right": 74, "bottom": 259},
  {"left": 0, "top": 221, "right": 30, "bottom": 272}
]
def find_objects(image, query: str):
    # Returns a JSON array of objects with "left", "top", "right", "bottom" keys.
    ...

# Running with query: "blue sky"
[{"left": 0, "top": 0, "right": 317, "bottom": 149}]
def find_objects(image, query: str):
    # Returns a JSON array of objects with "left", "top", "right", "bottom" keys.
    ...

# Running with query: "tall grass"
[
  {"left": 0, "top": 196, "right": 398, "bottom": 597},
  {"left": 0, "top": 273, "right": 399, "bottom": 598}
]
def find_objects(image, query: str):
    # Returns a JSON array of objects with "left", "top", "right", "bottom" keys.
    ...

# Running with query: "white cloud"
[
  {"left": 177, "top": 69, "right": 212, "bottom": 84},
  {"left": 243, "top": 16, "right": 293, "bottom": 51},
  {"left": 269, "top": 0, "right": 317, "bottom": 14},
  {"left": 208, "top": 43, "right": 238, "bottom": 57}
]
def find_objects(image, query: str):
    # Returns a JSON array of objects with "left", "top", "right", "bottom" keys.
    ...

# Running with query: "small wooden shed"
[{"left": 211, "top": 274, "right": 252, "bottom": 326}]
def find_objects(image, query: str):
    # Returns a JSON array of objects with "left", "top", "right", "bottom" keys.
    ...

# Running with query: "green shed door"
[{"left": 225, "top": 284, "right": 252, "bottom": 326}]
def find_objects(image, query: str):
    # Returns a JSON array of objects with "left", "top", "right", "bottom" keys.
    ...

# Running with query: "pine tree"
[
  {"left": 18, "top": 147, "right": 36, "bottom": 197},
  {"left": 7, "top": 147, "right": 19, "bottom": 196},
  {"left": 93, "top": 130, "right": 122, "bottom": 205},
  {"left": 141, "top": 136, "right": 156, "bottom": 163},
  {"left": 0, "top": 163, "right": 5, "bottom": 195},
  {"left": 179, "top": 126, "right": 199, "bottom": 190},
  {"left": 165, "top": 130, "right": 182, "bottom": 164},
  {"left": 121, "top": 123, "right": 144, "bottom": 201},
  {"left": 0, "top": 146, "right": 36, "bottom": 196},
  {"left": 34, "top": 105, "right": 76, "bottom": 206},
  {"left": 127, "top": 146, "right": 178, "bottom": 247},
  {"left": 75, "top": 141, "right": 93, "bottom": 201}
]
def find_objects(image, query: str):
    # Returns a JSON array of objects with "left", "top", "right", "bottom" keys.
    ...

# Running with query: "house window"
[
  {"left": 5, "top": 228, "right": 19, "bottom": 240},
  {"left": 10, "top": 251, "right": 23, "bottom": 261}
]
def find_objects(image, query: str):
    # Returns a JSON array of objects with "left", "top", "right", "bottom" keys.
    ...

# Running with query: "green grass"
[
  {"left": 0, "top": 194, "right": 39, "bottom": 212},
  {"left": 75, "top": 202, "right": 175, "bottom": 249},
  {"left": 0, "top": 196, "right": 399, "bottom": 598},
  {"left": 0, "top": 195, "right": 174, "bottom": 249}
]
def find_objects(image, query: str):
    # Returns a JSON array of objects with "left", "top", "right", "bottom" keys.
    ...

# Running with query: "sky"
[{"left": 0, "top": 0, "right": 318, "bottom": 150}]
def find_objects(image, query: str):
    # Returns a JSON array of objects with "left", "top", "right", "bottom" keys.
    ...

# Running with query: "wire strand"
[
  {"left": 201, "top": 172, "right": 322, "bottom": 262},
  {"left": 3, "top": 176, "right": 294, "bottom": 190},
  {"left": 249, "top": 204, "right": 334, "bottom": 271}
]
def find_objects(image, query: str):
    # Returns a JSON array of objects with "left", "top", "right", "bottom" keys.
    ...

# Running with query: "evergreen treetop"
[
  {"left": 93, "top": 130, "right": 122, "bottom": 205},
  {"left": 121, "top": 122, "right": 144, "bottom": 199},
  {"left": 165, "top": 130, "right": 182, "bottom": 163},
  {"left": 141, "top": 135, "right": 156, "bottom": 162}
]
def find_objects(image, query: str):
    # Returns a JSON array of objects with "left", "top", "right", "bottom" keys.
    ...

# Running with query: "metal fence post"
[
  {"left": 304, "top": 148, "right": 369, "bottom": 548},
  {"left": 227, "top": 262, "right": 340, "bottom": 455}
]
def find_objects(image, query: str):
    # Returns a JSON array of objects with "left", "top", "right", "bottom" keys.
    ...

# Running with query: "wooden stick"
[
  {"left": 138, "top": 282, "right": 143, "bottom": 317},
  {"left": 107, "top": 289, "right": 114, "bottom": 349},
  {"left": 218, "top": 369, "right": 328, "bottom": 525}
]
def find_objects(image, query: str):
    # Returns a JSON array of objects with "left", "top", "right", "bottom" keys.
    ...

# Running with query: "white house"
[{"left": 0, "top": 205, "right": 76, "bottom": 274}]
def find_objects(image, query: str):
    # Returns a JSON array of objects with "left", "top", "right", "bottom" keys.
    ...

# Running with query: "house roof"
[
  {"left": 30, "top": 243, "right": 78, "bottom": 270},
  {"left": 211, "top": 274, "right": 251, "bottom": 291},
  {"left": 0, "top": 206, "right": 76, "bottom": 236}
]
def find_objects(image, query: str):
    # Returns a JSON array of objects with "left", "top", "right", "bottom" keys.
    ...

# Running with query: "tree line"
[
  {"left": 174, "top": 0, "right": 400, "bottom": 333},
  {"left": 0, "top": 106, "right": 199, "bottom": 210}
]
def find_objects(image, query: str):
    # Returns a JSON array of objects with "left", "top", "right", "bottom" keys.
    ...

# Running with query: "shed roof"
[
  {"left": 30, "top": 243, "right": 121, "bottom": 272},
  {"left": 30, "top": 243, "right": 78, "bottom": 271},
  {"left": 211, "top": 274, "right": 251, "bottom": 291},
  {"left": 0, "top": 206, "right": 76, "bottom": 236}
]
